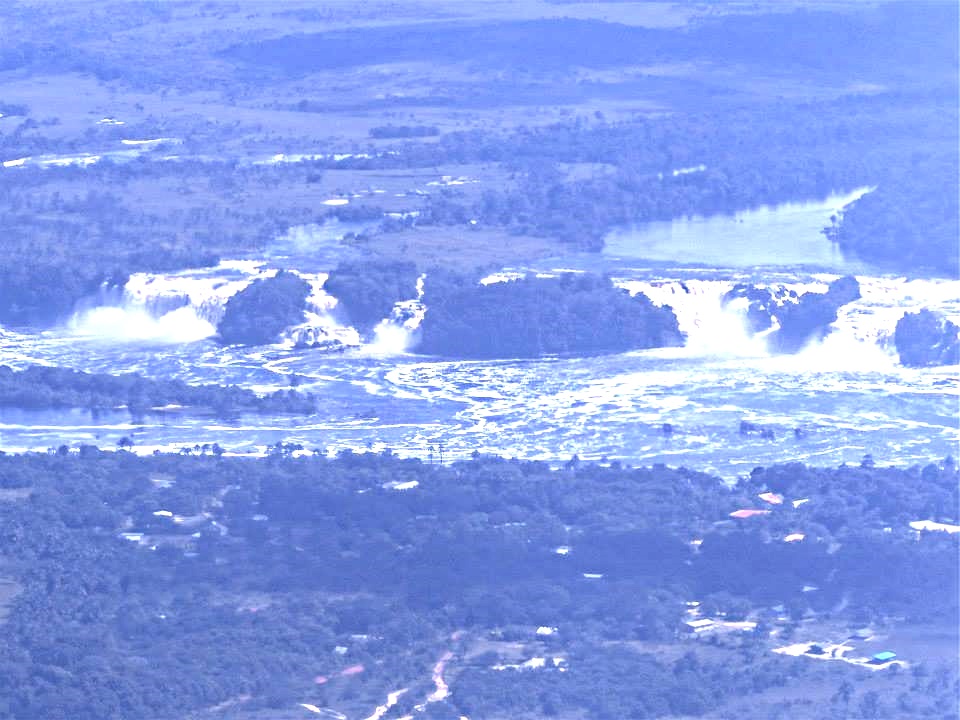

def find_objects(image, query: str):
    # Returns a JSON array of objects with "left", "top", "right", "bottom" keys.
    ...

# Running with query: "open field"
[
  {"left": 0, "top": 577, "right": 21, "bottom": 623},
  {"left": 2, "top": 0, "right": 953, "bottom": 289}
]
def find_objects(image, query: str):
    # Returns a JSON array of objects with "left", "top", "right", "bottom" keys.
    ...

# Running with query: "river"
[{"left": 0, "top": 193, "right": 955, "bottom": 480}]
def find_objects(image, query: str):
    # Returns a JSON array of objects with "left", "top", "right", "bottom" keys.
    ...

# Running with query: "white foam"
[
  {"left": 367, "top": 321, "right": 416, "bottom": 355},
  {"left": 279, "top": 273, "right": 362, "bottom": 349},
  {"left": 671, "top": 164, "right": 707, "bottom": 177},
  {"left": 121, "top": 138, "right": 178, "bottom": 146},
  {"left": 68, "top": 305, "right": 215, "bottom": 343},
  {"left": 617, "top": 278, "right": 768, "bottom": 357},
  {"left": 480, "top": 271, "right": 525, "bottom": 285},
  {"left": 366, "top": 274, "right": 426, "bottom": 356},
  {"left": 38, "top": 154, "right": 101, "bottom": 168},
  {"left": 214, "top": 259, "right": 265, "bottom": 274}
]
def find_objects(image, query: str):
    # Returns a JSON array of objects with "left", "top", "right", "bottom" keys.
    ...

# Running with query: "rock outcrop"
[
  {"left": 768, "top": 276, "right": 861, "bottom": 353},
  {"left": 724, "top": 276, "right": 861, "bottom": 354},
  {"left": 894, "top": 309, "right": 960, "bottom": 367},
  {"left": 722, "top": 284, "right": 798, "bottom": 334}
]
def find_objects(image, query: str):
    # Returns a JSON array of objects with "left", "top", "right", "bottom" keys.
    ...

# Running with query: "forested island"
[
  {"left": 0, "top": 365, "right": 315, "bottom": 416},
  {"left": 324, "top": 261, "right": 419, "bottom": 334},
  {"left": 217, "top": 271, "right": 312, "bottom": 346},
  {"left": 418, "top": 273, "right": 683, "bottom": 358},
  {"left": 724, "top": 276, "right": 863, "bottom": 354},
  {"left": 0, "top": 450, "right": 954, "bottom": 719},
  {"left": 894, "top": 310, "right": 960, "bottom": 368}
]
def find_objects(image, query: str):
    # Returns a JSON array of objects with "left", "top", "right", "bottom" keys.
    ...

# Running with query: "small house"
[
  {"left": 684, "top": 619, "right": 715, "bottom": 634},
  {"left": 869, "top": 651, "right": 897, "bottom": 664}
]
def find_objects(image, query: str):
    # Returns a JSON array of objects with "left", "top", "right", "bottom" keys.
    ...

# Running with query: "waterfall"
[
  {"left": 67, "top": 305, "right": 217, "bottom": 344},
  {"left": 618, "top": 274, "right": 960, "bottom": 366},
  {"left": 67, "top": 261, "right": 269, "bottom": 343},
  {"left": 615, "top": 278, "right": 773, "bottom": 356},
  {"left": 280, "top": 273, "right": 361, "bottom": 350},
  {"left": 367, "top": 275, "right": 427, "bottom": 355},
  {"left": 66, "top": 262, "right": 366, "bottom": 349},
  {"left": 612, "top": 276, "right": 914, "bottom": 362}
]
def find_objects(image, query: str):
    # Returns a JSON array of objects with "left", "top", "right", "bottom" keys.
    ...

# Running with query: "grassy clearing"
[
  {"left": 0, "top": 577, "right": 21, "bottom": 622},
  {"left": 355, "top": 225, "right": 559, "bottom": 271}
]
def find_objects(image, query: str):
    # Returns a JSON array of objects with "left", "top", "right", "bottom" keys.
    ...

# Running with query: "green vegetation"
[
  {"left": 894, "top": 310, "right": 960, "bottom": 367},
  {"left": 0, "top": 1, "right": 953, "bottom": 333},
  {"left": 0, "top": 3, "right": 955, "bottom": 717},
  {"left": 833, "top": 159, "right": 959, "bottom": 275},
  {"left": 767, "top": 276, "right": 861, "bottom": 354},
  {"left": 402, "top": 92, "right": 958, "bottom": 269},
  {"left": 223, "top": 8, "right": 955, "bottom": 84},
  {"left": 0, "top": 364, "right": 316, "bottom": 416},
  {"left": 417, "top": 273, "right": 683, "bottom": 358},
  {"left": 217, "top": 271, "right": 311, "bottom": 346},
  {"left": 324, "top": 261, "right": 419, "bottom": 334},
  {"left": 0, "top": 450, "right": 953, "bottom": 719}
]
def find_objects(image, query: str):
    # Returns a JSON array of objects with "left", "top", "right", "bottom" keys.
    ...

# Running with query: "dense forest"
[
  {"left": 217, "top": 271, "right": 311, "bottom": 346},
  {"left": 324, "top": 261, "right": 420, "bottom": 334},
  {"left": 894, "top": 310, "right": 960, "bottom": 368},
  {"left": 832, "top": 159, "right": 960, "bottom": 275},
  {"left": 0, "top": 450, "right": 954, "bottom": 719},
  {"left": 0, "top": 364, "right": 315, "bottom": 416},
  {"left": 417, "top": 273, "right": 683, "bottom": 358}
]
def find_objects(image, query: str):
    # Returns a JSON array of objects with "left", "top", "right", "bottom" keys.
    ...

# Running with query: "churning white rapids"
[{"left": 0, "top": 198, "right": 956, "bottom": 479}]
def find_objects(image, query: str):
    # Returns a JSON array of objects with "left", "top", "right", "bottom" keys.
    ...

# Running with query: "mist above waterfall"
[
  {"left": 616, "top": 278, "right": 770, "bottom": 358},
  {"left": 366, "top": 274, "right": 427, "bottom": 355},
  {"left": 68, "top": 305, "right": 216, "bottom": 343}
]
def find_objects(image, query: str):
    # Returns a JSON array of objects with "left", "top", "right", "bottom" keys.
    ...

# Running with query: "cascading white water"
[
  {"left": 367, "top": 275, "right": 427, "bottom": 355},
  {"left": 62, "top": 257, "right": 960, "bottom": 366},
  {"left": 67, "top": 305, "right": 217, "bottom": 344},
  {"left": 612, "top": 274, "right": 960, "bottom": 366},
  {"left": 123, "top": 262, "right": 268, "bottom": 325},
  {"left": 280, "top": 272, "right": 361, "bottom": 349},
  {"left": 67, "top": 262, "right": 364, "bottom": 348},
  {"left": 615, "top": 278, "right": 772, "bottom": 356},
  {"left": 68, "top": 261, "right": 271, "bottom": 343}
]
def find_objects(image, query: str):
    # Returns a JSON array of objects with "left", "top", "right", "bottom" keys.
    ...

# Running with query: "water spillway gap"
[
  {"left": 367, "top": 275, "right": 427, "bottom": 356},
  {"left": 614, "top": 278, "right": 770, "bottom": 358}
]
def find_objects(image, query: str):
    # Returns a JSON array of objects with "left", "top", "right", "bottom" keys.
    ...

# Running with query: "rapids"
[{"left": 0, "top": 200, "right": 956, "bottom": 480}]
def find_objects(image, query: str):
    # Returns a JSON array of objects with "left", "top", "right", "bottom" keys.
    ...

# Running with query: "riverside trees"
[{"left": 0, "top": 450, "right": 954, "bottom": 718}]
